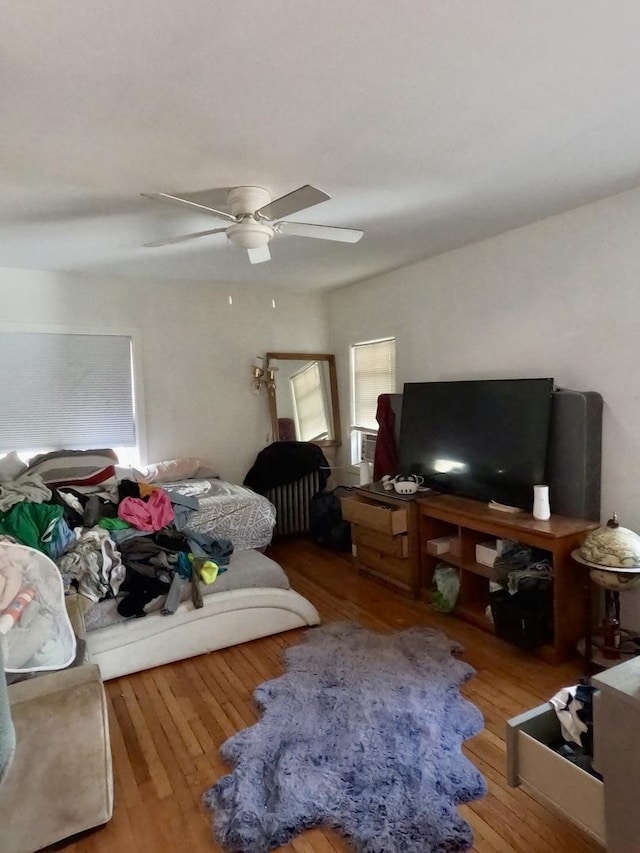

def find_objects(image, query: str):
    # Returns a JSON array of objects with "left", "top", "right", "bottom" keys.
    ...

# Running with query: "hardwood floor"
[{"left": 57, "top": 538, "right": 602, "bottom": 853}]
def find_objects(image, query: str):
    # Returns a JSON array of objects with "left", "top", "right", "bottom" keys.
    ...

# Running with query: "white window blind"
[
  {"left": 290, "top": 361, "right": 329, "bottom": 442},
  {"left": 352, "top": 338, "right": 396, "bottom": 431},
  {"left": 0, "top": 332, "right": 136, "bottom": 453}
]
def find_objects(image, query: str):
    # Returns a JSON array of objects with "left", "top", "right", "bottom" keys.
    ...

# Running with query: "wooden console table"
[
  {"left": 418, "top": 493, "right": 599, "bottom": 663},
  {"left": 341, "top": 485, "right": 598, "bottom": 662}
]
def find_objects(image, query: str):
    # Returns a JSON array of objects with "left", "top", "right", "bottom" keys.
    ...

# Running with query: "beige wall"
[
  {"left": 0, "top": 268, "right": 328, "bottom": 484},
  {"left": 328, "top": 185, "right": 640, "bottom": 627}
]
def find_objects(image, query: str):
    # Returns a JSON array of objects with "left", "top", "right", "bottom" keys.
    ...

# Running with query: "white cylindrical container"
[
  {"left": 359, "top": 461, "right": 372, "bottom": 485},
  {"left": 533, "top": 484, "right": 551, "bottom": 520}
]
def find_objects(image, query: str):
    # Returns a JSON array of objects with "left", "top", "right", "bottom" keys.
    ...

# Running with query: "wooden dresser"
[{"left": 340, "top": 484, "right": 422, "bottom": 598}]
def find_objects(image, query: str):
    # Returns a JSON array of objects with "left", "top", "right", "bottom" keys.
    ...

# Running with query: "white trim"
[
  {"left": 128, "top": 331, "right": 147, "bottom": 463},
  {"left": 350, "top": 335, "right": 397, "bottom": 348}
]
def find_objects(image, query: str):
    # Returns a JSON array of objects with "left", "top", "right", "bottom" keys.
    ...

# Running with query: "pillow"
[
  {"left": 114, "top": 464, "right": 150, "bottom": 483},
  {"left": 26, "top": 449, "right": 118, "bottom": 493},
  {"left": 195, "top": 460, "right": 219, "bottom": 479},
  {"left": 0, "top": 452, "right": 27, "bottom": 483},
  {"left": 139, "top": 457, "right": 202, "bottom": 483}
]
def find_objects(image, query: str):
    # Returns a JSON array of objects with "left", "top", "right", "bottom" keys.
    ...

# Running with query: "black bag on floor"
[
  {"left": 309, "top": 487, "right": 352, "bottom": 551},
  {"left": 490, "top": 587, "right": 553, "bottom": 650}
]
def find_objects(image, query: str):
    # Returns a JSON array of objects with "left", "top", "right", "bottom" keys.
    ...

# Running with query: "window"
[
  {"left": 290, "top": 361, "right": 329, "bottom": 442},
  {"left": 0, "top": 331, "right": 139, "bottom": 463},
  {"left": 350, "top": 337, "right": 396, "bottom": 463}
]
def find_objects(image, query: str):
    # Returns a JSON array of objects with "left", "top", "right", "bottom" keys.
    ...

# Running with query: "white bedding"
[{"left": 167, "top": 478, "right": 276, "bottom": 551}]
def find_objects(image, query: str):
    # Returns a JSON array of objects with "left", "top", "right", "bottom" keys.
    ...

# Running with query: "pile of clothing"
[
  {"left": 549, "top": 682, "right": 601, "bottom": 778},
  {"left": 0, "top": 452, "right": 233, "bottom": 622},
  {"left": 490, "top": 539, "right": 554, "bottom": 649},
  {"left": 493, "top": 540, "right": 553, "bottom": 597}
]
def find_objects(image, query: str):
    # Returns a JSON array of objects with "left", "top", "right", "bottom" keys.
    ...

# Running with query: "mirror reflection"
[{"left": 266, "top": 352, "right": 341, "bottom": 447}]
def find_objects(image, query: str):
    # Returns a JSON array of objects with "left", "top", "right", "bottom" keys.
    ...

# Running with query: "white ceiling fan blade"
[
  {"left": 247, "top": 245, "right": 271, "bottom": 264},
  {"left": 275, "top": 221, "right": 364, "bottom": 243},
  {"left": 141, "top": 192, "right": 236, "bottom": 222},
  {"left": 143, "top": 227, "right": 227, "bottom": 248},
  {"left": 255, "top": 185, "right": 330, "bottom": 221}
]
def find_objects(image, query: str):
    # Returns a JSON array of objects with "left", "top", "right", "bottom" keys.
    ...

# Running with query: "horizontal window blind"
[
  {"left": 0, "top": 332, "right": 136, "bottom": 453},
  {"left": 291, "top": 361, "right": 329, "bottom": 442},
  {"left": 352, "top": 338, "right": 396, "bottom": 431}
]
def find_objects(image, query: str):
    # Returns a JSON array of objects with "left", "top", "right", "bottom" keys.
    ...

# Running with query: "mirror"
[{"left": 265, "top": 352, "right": 341, "bottom": 447}]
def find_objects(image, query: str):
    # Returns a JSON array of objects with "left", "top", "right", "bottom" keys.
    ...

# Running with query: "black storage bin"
[{"left": 490, "top": 587, "right": 553, "bottom": 650}]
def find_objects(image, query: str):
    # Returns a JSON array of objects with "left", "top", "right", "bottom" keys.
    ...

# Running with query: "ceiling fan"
[{"left": 141, "top": 184, "right": 364, "bottom": 264}]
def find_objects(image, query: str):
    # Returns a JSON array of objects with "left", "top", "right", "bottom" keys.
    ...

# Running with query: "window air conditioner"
[{"left": 361, "top": 432, "right": 377, "bottom": 465}]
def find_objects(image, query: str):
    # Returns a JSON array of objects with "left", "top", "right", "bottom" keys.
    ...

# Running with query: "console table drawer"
[
  {"left": 341, "top": 496, "right": 407, "bottom": 535},
  {"left": 353, "top": 525, "right": 409, "bottom": 558},
  {"left": 355, "top": 543, "right": 413, "bottom": 588},
  {"left": 507, "top": 704, "right": 604, "bottom": 843}
]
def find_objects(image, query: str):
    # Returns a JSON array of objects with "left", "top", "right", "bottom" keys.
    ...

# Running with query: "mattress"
[
  {"left": 85, "top": 548, "right": 289, "bottom": 631},
  {"left": 168, "top": 478, "right": 276, "bottom": 551},
  {"left": 83, "top": 546, "right": 321, "bottom": 680}
]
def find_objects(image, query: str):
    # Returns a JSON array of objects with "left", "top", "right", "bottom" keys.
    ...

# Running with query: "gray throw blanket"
[{"left": 0, "top": 472, "right": 52, "bottom": 512}]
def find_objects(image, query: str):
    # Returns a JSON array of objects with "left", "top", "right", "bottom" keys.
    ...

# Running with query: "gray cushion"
[{"left": 85, "top": 549, "right": 289, "bottom": 631}]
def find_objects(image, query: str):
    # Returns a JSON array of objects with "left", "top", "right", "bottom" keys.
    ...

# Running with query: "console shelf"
[{"left": 418, "top": 493, "right": 599, "bottom": 663}]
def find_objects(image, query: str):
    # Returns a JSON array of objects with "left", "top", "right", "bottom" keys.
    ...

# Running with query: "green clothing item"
[
  {"left": 97, "top": 517, "right": 130, "bottom": 531},
  {"left": 0, "top": 502, "right": 63, "bottom": 555}
]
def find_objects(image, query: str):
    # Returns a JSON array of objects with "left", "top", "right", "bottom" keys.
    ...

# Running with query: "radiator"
[{"left": 266, "top": 471, "right": 322, "bottom": 537}]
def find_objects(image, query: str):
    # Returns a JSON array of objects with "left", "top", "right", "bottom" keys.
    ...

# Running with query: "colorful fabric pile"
[{"left": 0, "top": 449, "right": 234, "bottom": 619}]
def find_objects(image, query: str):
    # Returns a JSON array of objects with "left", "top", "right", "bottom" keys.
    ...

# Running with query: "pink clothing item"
[{"left": 118, "top": 489, "right": 175, "bottom": 532}]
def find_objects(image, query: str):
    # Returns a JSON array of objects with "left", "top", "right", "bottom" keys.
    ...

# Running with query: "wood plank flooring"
[{"left": 54, "top": 538, "right": 602, "bottom": 853}]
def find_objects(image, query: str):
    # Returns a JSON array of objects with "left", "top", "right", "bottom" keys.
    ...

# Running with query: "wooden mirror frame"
[{"left": 265, "top": 352, "right": 342, "bottom": 447}]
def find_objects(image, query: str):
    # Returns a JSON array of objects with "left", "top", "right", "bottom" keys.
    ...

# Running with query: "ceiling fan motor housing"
[
  {"left": 227, "top": 186, "right": 271, "bottom": 218},
  {"left": 225, "top": 186, "right": 274, "bottom": 248},
  {"left": 226, "top": 219, "right": 273, "bottom": 249}
]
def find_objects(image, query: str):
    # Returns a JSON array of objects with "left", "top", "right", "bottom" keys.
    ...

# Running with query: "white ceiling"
[{"left": 3, "top": 1, "right": 640, "bottom": 291}]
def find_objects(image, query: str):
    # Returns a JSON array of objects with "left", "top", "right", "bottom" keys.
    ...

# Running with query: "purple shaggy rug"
[{"left": 203, "top": 622, "right": 486, "bottom": 853}]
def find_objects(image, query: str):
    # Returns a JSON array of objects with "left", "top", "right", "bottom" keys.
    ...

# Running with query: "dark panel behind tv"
[{"left": 547, "top": 389, "right": 603, "bottom": 520}]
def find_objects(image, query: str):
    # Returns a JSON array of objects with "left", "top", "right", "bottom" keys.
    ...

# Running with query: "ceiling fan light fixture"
[{"left": 226, "top": 220, "right": 274, "bottom": 249}]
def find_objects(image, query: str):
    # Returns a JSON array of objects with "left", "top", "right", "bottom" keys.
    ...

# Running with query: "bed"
[
  {"left": 164, "top": 477, "right": 276, "bottom": 551},
  {"left": 84, "top": 548, "right": 320, "bottom": 680}
]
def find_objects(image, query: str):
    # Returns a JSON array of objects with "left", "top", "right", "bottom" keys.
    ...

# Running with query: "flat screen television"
[{"left": 397, "top": 378, "right": 554, "bottom": 509}]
